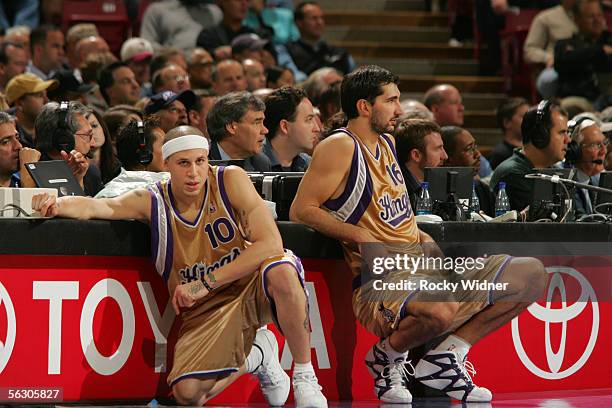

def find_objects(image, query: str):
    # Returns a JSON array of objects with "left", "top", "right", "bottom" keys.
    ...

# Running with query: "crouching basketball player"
[
  {"left": 290, "top": 65, "right": 548, "bottom": 403},
  {"left": 32, "top": 135, "right": 327, "bottom": 407}
]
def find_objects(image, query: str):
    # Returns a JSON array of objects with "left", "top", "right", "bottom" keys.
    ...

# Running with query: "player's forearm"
[
  {"left": 205, "top": 237, "right": 284, "bottom": 288},
  {"left": 56, "top": 196, "right": 101, "bottom": 220},
  {"left": 294, "top": 205, "right": 375, "bottom": 244}
]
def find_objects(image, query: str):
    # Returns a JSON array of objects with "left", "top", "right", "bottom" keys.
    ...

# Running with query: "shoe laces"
[
  {"left": 256, "top": 362, "right": 285, "bottom": 387},
  {"left": 382, "top": 359, "right": 413, "bottom": 387},
  {"left": 458, "top": 357, "right": 477, "bottom": 382},
  {"left": 293, "top": 371, "right": 323, "bottom": 392}
]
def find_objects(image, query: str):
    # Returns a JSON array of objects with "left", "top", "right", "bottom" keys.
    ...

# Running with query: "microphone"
[{"left": 524, "top": 173, "right": 560, "bottom": 183}]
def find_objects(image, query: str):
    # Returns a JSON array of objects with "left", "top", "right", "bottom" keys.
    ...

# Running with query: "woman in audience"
[{"left": 87, "top": 109, "right": 121, "bottom": 184}]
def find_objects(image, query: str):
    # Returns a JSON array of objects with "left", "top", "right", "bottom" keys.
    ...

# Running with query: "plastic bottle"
[
  {"left": 495, "top": 182, "right": 511, "bottom": 217},
  {"left": 470, "top": 181, "right": 480, "bottom": 215},
  {"left": 416, "top": 182, "right": 432, "bottom": 215}
]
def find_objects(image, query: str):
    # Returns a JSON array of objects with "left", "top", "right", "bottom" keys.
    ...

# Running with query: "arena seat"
[
  {"left": 61, "top": 0, "right": 129, "bottom": 54},
  {"left": 253, "top": 173, "right": 304, "bottom": 221},
  {"left": 499, "top": 8, "right": 540, "bottom": 102}
]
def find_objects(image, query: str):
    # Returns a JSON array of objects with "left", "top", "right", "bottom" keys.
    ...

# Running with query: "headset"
[
  {"left": 565, "top": 116, "right": 605, "bottom": 165},
  {"left": 136, "top": 120, "right": 153, "bottom": 166},
  {"left": 531, "top": 99, "right": 552, "bottom": 149},
  {"left": 52, "top": 101, "right": 75, "bottom": 153}
]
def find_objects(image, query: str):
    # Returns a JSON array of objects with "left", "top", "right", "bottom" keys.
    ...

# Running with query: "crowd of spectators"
[{"left": 0, "top": 0, "right": 611, "bottom": 223}]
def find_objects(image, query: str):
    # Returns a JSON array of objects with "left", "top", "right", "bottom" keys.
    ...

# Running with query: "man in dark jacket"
[{"left": 555, "top": 0, "right": 612, "bottom": 109}]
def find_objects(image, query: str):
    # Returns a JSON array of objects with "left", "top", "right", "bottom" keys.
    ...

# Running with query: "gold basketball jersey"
[
  {"left": 148, "top": 165, "right": 248, "bottom": 301},
  {"left": 323, "top": 128, "right": 420, "bottom": 276}
]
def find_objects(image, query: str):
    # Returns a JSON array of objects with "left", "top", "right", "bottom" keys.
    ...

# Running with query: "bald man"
[
  {"left": 243, "top": 58, "right": 266, "bottom": 92},
  {"left": 423, "top": 84, "right": 465, "bottom": 126},
  {"left": 212, "top": 59, "right": 248, "bottom": 96},
  {"left": 75, "top": 36, "right": 110, "bottom": 70}
]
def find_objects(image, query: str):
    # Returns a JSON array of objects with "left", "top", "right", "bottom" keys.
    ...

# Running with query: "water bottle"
[
  {"left": 416, "top": 182, "right": 432, "bottom": 215},
  {"left": 470, "top": 181, "right": 480, "bottom": 214},
  {"left": 495, "top": 182, "right": 511, "bottom": 217}
]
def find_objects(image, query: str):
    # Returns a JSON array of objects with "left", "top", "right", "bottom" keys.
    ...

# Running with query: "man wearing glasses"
[
  {"left": 20, "top": 101, "right": 103, "bottom": 196},
  {"left": 441, "top": 126, "right": 496, "bottom": 216},
  {"left": 566, "top": 115, "right": 611, "bottom": 217}
]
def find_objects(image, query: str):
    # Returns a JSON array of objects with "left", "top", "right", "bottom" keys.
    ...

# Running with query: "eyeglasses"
[
  {"left": 582, "top": 139, "right": 609, "bottom": 151},
  {"left": 75, "top": 130, "right": 94, "bottom": 142},
  {"left": 462, "top": 143, "right": 479, "bottom": 154}
]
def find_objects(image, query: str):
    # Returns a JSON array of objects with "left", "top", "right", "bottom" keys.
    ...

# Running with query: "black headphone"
[
  {"left": 531, "top": 100, "right": 552, "bottom": 149},
  {"left": 136, "top": 120, "right": 153, "bottom": 166},
  {"left": 52, "top": 101, "right": 75, "bottom": 153}
]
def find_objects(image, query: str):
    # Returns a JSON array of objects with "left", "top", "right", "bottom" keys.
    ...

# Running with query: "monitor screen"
[
  {"left": 595, "top": 171, "right": 612, "bottom": 210},
  {"left": 424, "top": 166, "right": 473, "bottom": 207}
]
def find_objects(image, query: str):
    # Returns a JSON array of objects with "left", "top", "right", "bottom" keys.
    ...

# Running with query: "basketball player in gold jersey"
[
  {"left": 33, "top": 125, "right": 327, "bottom": 406},
  {"left": 291, "top": 65, "right": 548, "bottom": 403}
]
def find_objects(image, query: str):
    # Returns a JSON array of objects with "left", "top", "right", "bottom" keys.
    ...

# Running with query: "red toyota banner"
[{"left": 0, "top": 255, "right": 609, "bottom": 403}]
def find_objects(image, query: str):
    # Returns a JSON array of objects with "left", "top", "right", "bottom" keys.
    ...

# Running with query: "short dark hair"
[
  {"left": 521, "top": 100, "right": 567, "bottom": 146},
  {"left": 30, "top": 25, "right": 60, "bottom": 54},
  {"left": 189, "top": 89, "right": 217, "bottom": 113},
  {"left": 395, "top": 119, "right": 441, "bottom": 164},
  {"left": 98, "top": 61, "right": 129, "bottom": 104},
  {"left": 116, "top": 116, "right": 161, "bottom": 170},
  {"left": 207, "top": 91, "right": 265, "bottom": 142},
  {"left": 264, "top": 87, "right": 307, "bottom": 140},
  {"left": 340, "top": 65, "right": 399, "bottom": 120},
  {"left": 294, "top": 1, "right": 320, "bottom": 21},
  {"left": 496, "top": 97, "right": 528, "bottom": 132},
  {"left": 440, "top": 125, "right": 464, "bottom": 157}
]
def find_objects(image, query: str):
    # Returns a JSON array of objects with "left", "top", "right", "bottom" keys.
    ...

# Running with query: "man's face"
[
  {"left": 286, "top": 98, "right": 320, "bottom": 152},
  {"left": 189, "top": 49, "right": 214, "bottom": 88},
  {"left": 446, "top": 130, "right": 481, "bottom": 175},
  {"left": 2, "top": 45, "right": 28, "bottom": 82},
  {"left": 148, "top": 127, "right": 167, "bottom": 172},
  {"left": 221, "top": 0, "right": 249, "bottom": 20},
  {"left": 369, "top": 83, "right": 403, "bottom": 134},
  {"left": 544, "top": 110, "right": 569, "bottom": 163},
  {"left": 432, "top": 86, "right": 464, "bottom": 126},
  {"left": 193, "top": 96, "right": 217, "bottom": 136},
  {"left": 18, "top": 91, "right": 48, "bottom": 121},
  {"left": 108, "top": 66, "right": 141, "bottom": 105},
  {"left": 158, "top": 100, "right": 188, "bottom": 132},
  {"left": 577, "top": 1, "right": 605, "bottom": 39},
  {"left": 243, "top": 59, "right": 266, "bottom": 91},
  {"left": 41, "top": 31, "right": 65, "bottom": 70},
  {"left": 297, "top": 4, "right": 325, "bottom": 41},
  {"left": 507, "top": 103, "right": 529, "bottom": 139},
  {"left": 160, "top": 65, "right": 191, "bottom": 93},
  {"left": 5, "top": 32, "right": 29, "bottom": 58},
  {"left": 73, "top": 114, "right": 95, "bottom": 155},
  {"left": 578, "top": 124, "right": 606, "bottom": 176},
  {"left": 0, "top": 122, "right": 22, "bottom": 176},
  {"left": 418, "top": 132, "right": 448, "bottom": 169},
  {"left": 228, "top": 109, "right": 268, "bottom": 157},
  {"left": 213, "top": 61, "right": 248, "bottom": 95},
  {"left": 165, "top": 148, "right": 209, "bottom": 198},
  {"left": 127, "top": 58, "right": 151, "bottom": 86}
]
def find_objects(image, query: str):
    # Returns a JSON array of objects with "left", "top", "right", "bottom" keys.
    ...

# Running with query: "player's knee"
[
  {"left": 173, "top": 379, "right": 211, "bottom": 406},
  {"left": 510, "top": 257, "right": 548, "bottom": 300},
  {"left": 265, "top": 264, "right": 303, "bottom": 299},
  {"left": 409, "top": 301, "right": 458, "bottom": 334}
]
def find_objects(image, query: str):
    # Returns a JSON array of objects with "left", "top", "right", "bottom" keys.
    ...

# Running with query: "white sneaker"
[
  {"left": 415, "top": 350, "right": 492, "bottom": 402},
  {"left": 293, "top": 371, "right": 327, "bottom": 408},
  {"left": 365, "top": 343, "right": 413, "bottom": 404},
  {"left": 253, "top": 329, "right": 290, "bottom": 406}
]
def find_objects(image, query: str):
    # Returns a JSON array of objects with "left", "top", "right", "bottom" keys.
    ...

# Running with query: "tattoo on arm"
[
  {"left": 208, "top": 272, "right": 217, "bottom": 283},
  {"left": 240, "top": 209, "right": 252, "bottom": 240},
  {"left": 190, "top": 280, "right": 205, "bottom": 296}
]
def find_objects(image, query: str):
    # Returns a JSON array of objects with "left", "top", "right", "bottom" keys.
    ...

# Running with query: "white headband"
[{"left": 162, "top": 135, "right": 209, "bottom": 160}]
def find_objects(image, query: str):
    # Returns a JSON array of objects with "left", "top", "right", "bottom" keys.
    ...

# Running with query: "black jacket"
[
  {"left": 209, "top": 141, "right": 272, "bottom": 172},
  {"left": 554, "top": 31, "right": 612, "bottom": 101},
  {"left": 284, "top": 39, "right": 353, "bottom": 75}
]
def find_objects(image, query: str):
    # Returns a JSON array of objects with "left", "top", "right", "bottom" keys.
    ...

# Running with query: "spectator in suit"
[{"left": 206, "top": 91, "right": 271, "bottom": 171}]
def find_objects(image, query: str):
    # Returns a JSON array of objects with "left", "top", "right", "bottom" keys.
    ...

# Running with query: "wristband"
[{"left": 201, "top": 275, "right": 215, "bottom": 292}]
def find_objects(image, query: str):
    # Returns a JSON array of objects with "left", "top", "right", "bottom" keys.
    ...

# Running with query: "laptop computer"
[{"left": 25, "top": 160, "right": 85, "bottom": 197}]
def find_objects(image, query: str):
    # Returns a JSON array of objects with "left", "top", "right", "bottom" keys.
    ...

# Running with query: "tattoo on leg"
[{"left": 303, "top": 301, "right": 310, "bottom": 332}]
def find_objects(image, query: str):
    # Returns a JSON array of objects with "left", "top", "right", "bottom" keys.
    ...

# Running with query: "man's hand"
[
  {"left": 61, "top": 150, "right": 89, "bottom": 187},
  {"left": 19, "top": 147, "right": 41, "bottom": 166},
  {"left": 31, "top": 193, "right": 59, "bottom": 217},
  {"left": 171, "top": 280, "right": 210, "bottom": 315}
]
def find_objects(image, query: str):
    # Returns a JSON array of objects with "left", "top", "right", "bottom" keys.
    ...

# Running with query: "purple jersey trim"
[{"left": 217, "top": 166, "right": 238, "bottom": 225}]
